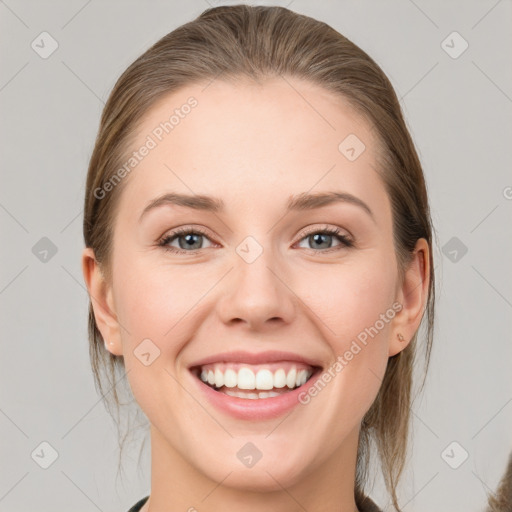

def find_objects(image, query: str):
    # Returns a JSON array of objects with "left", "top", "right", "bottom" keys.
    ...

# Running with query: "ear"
[
  {"left": 389, "top": 238, "right": 430, "bottom": 357},
  {"left": 81, "top": 247, "right": 123, "bottom": 356}
]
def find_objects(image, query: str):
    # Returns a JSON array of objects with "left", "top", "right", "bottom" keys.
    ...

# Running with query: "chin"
[{"left": 197, "top": 454, "right": 309, "bottom": 492}]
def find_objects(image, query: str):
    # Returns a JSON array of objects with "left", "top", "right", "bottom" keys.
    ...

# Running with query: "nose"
[{"left": 216, "top": 244, "right": 296, "bottom": 332}]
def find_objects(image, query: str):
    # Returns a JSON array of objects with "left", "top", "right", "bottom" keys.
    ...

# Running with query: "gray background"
[{"left": 1, "top": 1, "right": 511, "bottom": 511}]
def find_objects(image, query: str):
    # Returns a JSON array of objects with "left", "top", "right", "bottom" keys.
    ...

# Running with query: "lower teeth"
[
  {"left": 203, "top": 381, "right": 299, "bottom": 399},
  {"left": 221, "top": 389, "right": 287, "bottom": 399}
]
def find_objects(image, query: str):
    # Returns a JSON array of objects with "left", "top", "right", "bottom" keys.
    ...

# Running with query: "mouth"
[{"left": 189, "top": 362, "right": 323, "bottom": 400}]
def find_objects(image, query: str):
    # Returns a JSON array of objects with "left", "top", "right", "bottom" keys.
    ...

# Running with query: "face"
[{"left": 85, "top": 76, "right": 421, "bottom": 492}]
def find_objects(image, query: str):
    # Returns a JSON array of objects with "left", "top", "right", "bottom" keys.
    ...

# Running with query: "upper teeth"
[{"left": 199, "top": 365, "right": 313, "bottom": 390}]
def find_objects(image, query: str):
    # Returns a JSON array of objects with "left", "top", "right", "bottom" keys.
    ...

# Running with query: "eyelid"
[
  {"left": 158, "top": 224, "right": 215, "bottom": 242},
  {"left": 159, "top": 224, "right": 350, "bottom": 242},
  {"left": 296, "top": 223, "right": 352, "bottom": 240}
]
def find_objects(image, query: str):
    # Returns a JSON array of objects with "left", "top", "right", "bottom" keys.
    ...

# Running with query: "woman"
[{"left": 81, "top": 5, "right": 436, "bottom": 511}]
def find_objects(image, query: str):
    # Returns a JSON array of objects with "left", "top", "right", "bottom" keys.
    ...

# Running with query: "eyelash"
[{"left": 157, "top": 225, "right": 354, "bottom": 255}]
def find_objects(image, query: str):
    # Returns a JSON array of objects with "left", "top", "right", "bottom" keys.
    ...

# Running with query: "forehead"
[{"left": 118, "top": 76, "right": 388, "bottom": 221}]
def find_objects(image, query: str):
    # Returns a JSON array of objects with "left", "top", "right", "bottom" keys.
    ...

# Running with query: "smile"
[
  {"left": 187, "top": 350, "right": 324, "bottom": 419},
  {"left": 193, "top": 362, "right": 316, "bottom": 399}
]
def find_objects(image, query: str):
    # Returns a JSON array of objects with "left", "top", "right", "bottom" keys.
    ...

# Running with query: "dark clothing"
[
  {"left": 127, "top": 494, "right": 383, "bottom": 511},
  {"left": 127, "top": 495, "right": 148, "bottom": 512}
]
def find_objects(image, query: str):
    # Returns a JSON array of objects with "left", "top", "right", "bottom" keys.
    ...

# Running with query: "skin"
[{"left": 82, "top": 76, "right": 429, "bottom": 512}]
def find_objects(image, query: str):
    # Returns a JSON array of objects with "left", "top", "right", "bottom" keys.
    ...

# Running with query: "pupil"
[
  {"left": 311, "top": 233, "right": 331, "bottom": 249},
  {"left": 180, "top": 233, "right": 201, "bottom": 250}
]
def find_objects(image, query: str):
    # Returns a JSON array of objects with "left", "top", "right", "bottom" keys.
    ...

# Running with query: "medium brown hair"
[{"left": 83, "top": 5, "right": 436, "bottom": 510}]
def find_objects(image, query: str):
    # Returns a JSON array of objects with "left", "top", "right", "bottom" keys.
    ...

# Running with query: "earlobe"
[
  {"left": 81, "top": 247, "right": 123, "bottom": 356},
  {"left": 389, "top": 238, "right": 430, "bottom": 357}
]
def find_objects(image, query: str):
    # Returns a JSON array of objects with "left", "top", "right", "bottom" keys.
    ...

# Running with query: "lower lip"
[{"left": 189, "top": 368, "right": 323, "bottom": 421}]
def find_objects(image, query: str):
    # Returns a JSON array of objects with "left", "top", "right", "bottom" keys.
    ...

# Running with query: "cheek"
[
  {"left": 301, "top": 256, "right": 396, "bottom": 359},
  {"left": 111, "top": 255, "right": 200, "bottom": 418},
  {"left": 297, "top": 259, "right": 396, "bottom": 431},
  {"left": 113, "top": 253, "right": 205, "bottom": 342}
]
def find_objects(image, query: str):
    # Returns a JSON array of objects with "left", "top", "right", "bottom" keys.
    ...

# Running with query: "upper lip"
[{"left": 188, "top": 350, "right": 324, "bottom": 369}]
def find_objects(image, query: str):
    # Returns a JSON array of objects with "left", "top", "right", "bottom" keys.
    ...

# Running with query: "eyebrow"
[{"left": 138, "top": 191, "right": 375, "bottom": 222}]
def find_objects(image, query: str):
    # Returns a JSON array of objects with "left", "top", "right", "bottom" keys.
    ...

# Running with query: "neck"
[{"left": 141, "top": 423, "right": 361, "bottom": 512}]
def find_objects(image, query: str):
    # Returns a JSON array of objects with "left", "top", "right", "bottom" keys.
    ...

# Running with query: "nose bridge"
[
  {"left": 216, "top": 234, "right": 295, "bottom": 329},
  {"left": 236, "top": 236, "right": 279, "bottom": 294}
]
